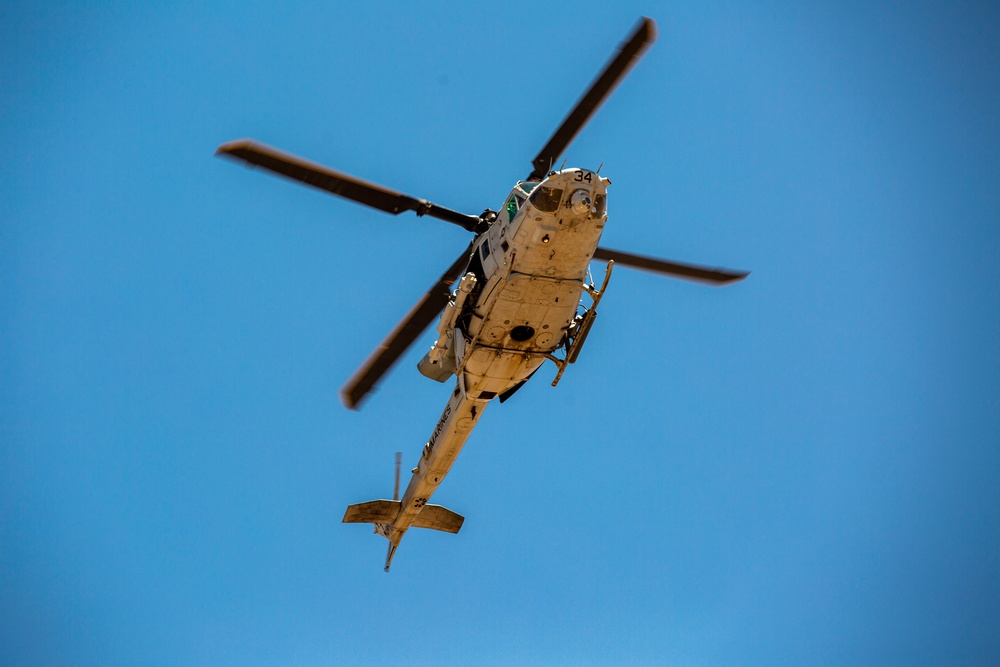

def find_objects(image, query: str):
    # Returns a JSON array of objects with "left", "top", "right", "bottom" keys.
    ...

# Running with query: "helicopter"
[{"left": 217, "top": 17, "right": 748, "bottom": 571}]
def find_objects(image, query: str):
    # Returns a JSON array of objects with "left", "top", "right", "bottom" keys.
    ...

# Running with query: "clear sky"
[{"left": 3, "top": 2, "right": 999, "bottom": 665}]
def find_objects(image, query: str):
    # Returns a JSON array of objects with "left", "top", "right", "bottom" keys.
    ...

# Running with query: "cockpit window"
[
  {"left": 592, "top": 194, "right": 607, "bottom": 217},
  {"left": 518, "top": 181, "right": 539, "bottom": 194},
  {"left": 505, "top": 196, "right": 519, "bottom": 221},
  {"left": 529, "top": 186, "right": 563, "bottom": 213}
]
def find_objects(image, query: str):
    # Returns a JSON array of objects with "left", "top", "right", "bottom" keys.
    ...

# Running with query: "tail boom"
[{"left": 342, "top": 380, "right": 487, "bottom": 570}]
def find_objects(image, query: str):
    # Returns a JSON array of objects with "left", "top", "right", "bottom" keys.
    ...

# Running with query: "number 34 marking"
[{"left": 574, "top": 171, "right": 593, "bottom": 183}]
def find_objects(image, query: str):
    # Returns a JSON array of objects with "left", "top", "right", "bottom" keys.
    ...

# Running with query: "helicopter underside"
[
  {"left": 458, "top": 168, "right": 609, "bottom": 399},
  {"left": 370, "top": 169, "right": 613, "bottom": 567},
  {"left": 216, "top": 16, "right": 747, "bottom": 569}
]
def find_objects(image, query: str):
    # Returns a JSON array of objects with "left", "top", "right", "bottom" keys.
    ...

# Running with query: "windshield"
[
  {"left": 593, "top": 194, "right": 607, "bottom": 217},
  {"left": 528, "top": 186, "right": 563, "bottom": 213},
  {"left": 505, "top": 195, "right": 520, "bottom": 221}
]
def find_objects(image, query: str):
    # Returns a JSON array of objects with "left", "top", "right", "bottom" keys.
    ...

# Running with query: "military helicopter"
[{"left": 217, "top": 17, "right": 748, "bottom": 571}]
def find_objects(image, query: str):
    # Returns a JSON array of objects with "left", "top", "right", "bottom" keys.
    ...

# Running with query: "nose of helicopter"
[
  {"left": 542, "top": 169, "right": 607, "bottom": 216},
  {"left": 523, "top": 168, "right": 609, "bottom": 219},
  {"left": 542, "top": 168, "right": 606, "bottom": 192}
]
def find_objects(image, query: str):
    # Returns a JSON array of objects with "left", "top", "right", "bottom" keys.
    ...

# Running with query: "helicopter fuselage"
[
  {"left": 212, "top": 16, "right": 748, "bottom": 570},
  {"left": 378, "top": 168, "right": 610, "bottom": 560}
]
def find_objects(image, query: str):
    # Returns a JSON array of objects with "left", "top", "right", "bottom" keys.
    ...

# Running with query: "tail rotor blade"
[
  {"left": 393, "top": 452, "right": 402, "bottom": 501},
  {"left": 593, "top": 247, "right": 749, "bottom": 284},
  {"left": 528, "top": 17, "right": 657, "bottom": 181}
]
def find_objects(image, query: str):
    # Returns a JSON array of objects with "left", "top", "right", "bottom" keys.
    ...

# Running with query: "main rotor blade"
[
  {"left": 217, "top": 139, "right": 483, "bottom": 232},
  {"left": 340, "top": 242, "right": 475, "bottom": 409},
  {"left": 593, "top": 247, "right": 749, "bottom": 285},
  {"left": 528, "top": 17, "right": 657, "bottom": 181}
]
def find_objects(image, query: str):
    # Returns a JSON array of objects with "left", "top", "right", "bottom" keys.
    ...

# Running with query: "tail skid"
[{"left": 385, "top": 543, "right": 398, "bottom": 572}]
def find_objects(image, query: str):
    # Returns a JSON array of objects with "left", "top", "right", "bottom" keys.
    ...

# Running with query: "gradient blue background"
[{"left": 3, "top": 2, "right": 999, "bottom": 665}]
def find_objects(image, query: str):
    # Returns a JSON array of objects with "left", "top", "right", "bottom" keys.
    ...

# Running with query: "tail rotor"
[{"left": 393, "top": 451, "right": 402, "bottom": 501}]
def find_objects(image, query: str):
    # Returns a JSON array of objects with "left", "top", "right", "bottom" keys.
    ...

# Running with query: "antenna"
[
  {"left": 596, "top": 162, "right": 604, "bottom": 174},
  {"left": 393, "top": 452, "right": 402, "bottom": 501},
  {"left": 558, "top": 158, "right": 567, "bottom": 173}
]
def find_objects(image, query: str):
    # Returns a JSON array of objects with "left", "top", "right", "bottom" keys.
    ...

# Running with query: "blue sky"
[{"left": 3, "top": 2, "right": 999, "bottom": 665}]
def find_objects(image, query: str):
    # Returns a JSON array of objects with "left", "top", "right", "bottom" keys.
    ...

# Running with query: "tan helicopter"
[{"left": 217, "top": 17, "right": 748, "bottom": 571}]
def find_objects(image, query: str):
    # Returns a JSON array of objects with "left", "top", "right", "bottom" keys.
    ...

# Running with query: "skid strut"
[{"left": 551, "top": 260, "right": 614, "bottom": 386}]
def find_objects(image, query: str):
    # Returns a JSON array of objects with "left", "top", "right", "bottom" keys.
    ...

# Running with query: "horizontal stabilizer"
[
  {"left": 342, "top": 500, "right": 464, "bottom": 534},
  {"left": 343, "top": 500, "right": 399, "bottom": 524},
  {"left": 411, "top": 505, "right": 464, "bottom": 534}
]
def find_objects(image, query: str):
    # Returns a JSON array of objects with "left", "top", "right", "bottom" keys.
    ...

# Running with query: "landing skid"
[{"left": 550, "top": 259, "right": 614, "bottom": 386}]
